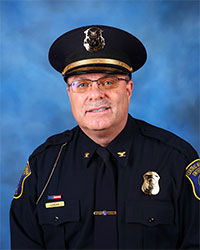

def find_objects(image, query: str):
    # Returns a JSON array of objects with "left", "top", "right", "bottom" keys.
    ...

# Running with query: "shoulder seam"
[
  {"left": 134, "top": 118, "right": 197, "bottom": 160},
  {"left": 30, "top": 127, "right": 77, "bottom": 158}
]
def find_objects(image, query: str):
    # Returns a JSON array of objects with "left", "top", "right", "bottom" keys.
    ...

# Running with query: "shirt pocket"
[
  {"left": 37, "top": 199, "right": 80, "bottom": 226},
  {"left": 124, "top": 200, "right": 176, "bottom": 249},
  {"left": 37, "top": 200, "right": 80, "bottom": 249},
  {"left": 125, "top": 200, "right": 174, "bottom": 226}
]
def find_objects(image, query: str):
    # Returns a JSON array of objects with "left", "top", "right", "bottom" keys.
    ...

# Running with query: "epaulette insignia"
[
  {"left": 185, "top": 159, "right": 200, "bottom": 200},
  {"left": 13, "top": 161, "right": 31, "bottom": 199}
]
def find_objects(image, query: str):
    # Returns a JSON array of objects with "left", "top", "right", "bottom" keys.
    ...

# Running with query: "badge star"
[
  {"left": 117, "top": 152, "right": 126, "bottom": 157},
  {"left": 84, "top": 152, "right": 90, "bottom": 158}
]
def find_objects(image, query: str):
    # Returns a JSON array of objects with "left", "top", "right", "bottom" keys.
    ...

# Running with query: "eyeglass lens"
[{"left": 70, "top": 77, "right": 124, "bottom": 93}]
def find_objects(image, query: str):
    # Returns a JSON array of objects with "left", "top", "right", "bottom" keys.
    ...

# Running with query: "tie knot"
[{"left": 96, "top": 147, "right": 110, "bottom": 163}]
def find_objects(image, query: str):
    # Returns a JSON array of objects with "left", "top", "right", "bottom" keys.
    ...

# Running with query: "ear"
[{"left": 126, "top": 80, "right": 133, "bottom": 100}]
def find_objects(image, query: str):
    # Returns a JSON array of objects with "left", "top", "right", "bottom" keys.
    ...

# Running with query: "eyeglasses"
[{"left": 67, "top": 77, "right": 129, "bottom": 93}]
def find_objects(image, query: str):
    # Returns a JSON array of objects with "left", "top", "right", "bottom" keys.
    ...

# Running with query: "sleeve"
[
  {"left": 10, "top": 158, "right": 45, "bottom": 249},
  {"left": 178, "top": 148, "right": 200, "bottom": 249}
]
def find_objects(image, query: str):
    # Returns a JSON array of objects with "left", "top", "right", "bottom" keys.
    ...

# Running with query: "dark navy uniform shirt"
[{"left": 10, "top": 115, "right": 200, "bottom": 249}]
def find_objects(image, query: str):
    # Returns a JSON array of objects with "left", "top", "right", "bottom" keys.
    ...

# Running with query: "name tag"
[{"left": 45, "top": 201, "right": 65, "bottom": 208}]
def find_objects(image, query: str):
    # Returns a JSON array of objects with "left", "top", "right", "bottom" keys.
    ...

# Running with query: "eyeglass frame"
[{"left": 67, "top": 76, "right": 130, "bottom": 93}]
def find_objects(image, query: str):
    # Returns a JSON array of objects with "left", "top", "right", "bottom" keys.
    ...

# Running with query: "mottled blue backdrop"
[{"left": 1, "top": 0, "right": 199, "bottom": 248}]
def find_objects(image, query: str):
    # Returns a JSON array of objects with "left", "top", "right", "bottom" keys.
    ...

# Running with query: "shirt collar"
[
  {"left": 106, "top": 115, "right": 137, "bottom": 167},
  {"left": 77, "top": 114, "right": 138, "bottom": 168},
  {"left": 78, "top": 128, "right": 99, "bottom": 168}
]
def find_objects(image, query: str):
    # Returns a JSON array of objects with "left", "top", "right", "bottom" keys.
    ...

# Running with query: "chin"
[{"left": 82, "top": 120, "right": 113, "bottom": 132}]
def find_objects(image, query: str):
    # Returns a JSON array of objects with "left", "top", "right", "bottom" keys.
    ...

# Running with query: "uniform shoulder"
[
  {"left": 134, "top": 118, "right": 198, "bottom": 160},
  {"left": 30, "top": 126, "right": 78, "bottom": 158}
]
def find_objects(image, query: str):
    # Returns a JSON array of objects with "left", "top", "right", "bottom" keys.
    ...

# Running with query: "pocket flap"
[
  {"left": 126, "top": 200, "right": 174, "bottom": 226},
  {"left": 37, "top": 200, "right": 80, "bottom": 226}
]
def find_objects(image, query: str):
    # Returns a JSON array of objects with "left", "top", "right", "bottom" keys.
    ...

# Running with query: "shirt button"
[
  {"left": 54, "top": 216, "right": 59, "bottom": 222},
  {"left": 148, "top": 217, "right": 155, "bottom": 223}
]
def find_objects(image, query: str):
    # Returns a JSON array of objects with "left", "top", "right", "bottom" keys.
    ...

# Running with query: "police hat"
[{"left": 49, "top": 25, "right": 147, "bottom": 81}]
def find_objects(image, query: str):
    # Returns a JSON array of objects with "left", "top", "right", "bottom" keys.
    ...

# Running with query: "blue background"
[{"left": 1, "top": 0, "right": 199, "bottom": 248}]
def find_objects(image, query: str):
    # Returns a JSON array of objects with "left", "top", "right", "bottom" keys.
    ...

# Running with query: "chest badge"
[
  {"left": 83, "top": 27, "right": 105, "bottom": 52},
  {"left": 141, "top": 171, "right": 160, "bottom": 195},
  {"left": 117, "top": 151, "right": 126, "bottom": 158}
]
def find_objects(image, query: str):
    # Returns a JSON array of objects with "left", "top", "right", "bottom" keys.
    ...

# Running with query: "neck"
[{"left": 80, "top": 119, "right": 128, "bottom": 147}]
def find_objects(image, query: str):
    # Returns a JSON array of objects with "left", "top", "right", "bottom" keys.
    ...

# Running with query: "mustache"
[{"left": 84, "top": 99, "right": 111, "bottom": 109}]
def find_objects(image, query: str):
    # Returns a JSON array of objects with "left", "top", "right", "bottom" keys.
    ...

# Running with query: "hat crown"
[{"left": 48, "top": 25, "right": 147, "bottom": 78}]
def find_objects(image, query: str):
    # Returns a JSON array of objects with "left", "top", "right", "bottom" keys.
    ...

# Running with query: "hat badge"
[
  {"left": 141, "top": 171, "right": 160, "bottom": 195},
  {"left": 83, "top": 27, "right": 105, "bottom": 52}
]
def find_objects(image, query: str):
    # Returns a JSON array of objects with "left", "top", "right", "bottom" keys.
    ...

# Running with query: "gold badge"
[
  {"left": 117, "top": 152, "right": 126, "bottom": 158},
  {"left": 141, "top": 171, "right": 160, "bottom": 195},
  {"left": 83, "top": 27, "right": 105, "bottom": 52}
]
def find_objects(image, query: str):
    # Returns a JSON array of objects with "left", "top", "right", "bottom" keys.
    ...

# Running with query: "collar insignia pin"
[
  {"left": 84, "top": 152, "right": 90, "bottom": 158},
  {"left": 141, "top": 171, "right": 160, "bottom": 195},
  {"left": 117, "top": 152, "right": 126, "bottom": 158}
]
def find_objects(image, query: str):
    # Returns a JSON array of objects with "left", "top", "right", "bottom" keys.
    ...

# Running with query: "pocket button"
[
  {"left": 54, "top": 216, "right": 59, "bottom": 222},
  {"left": 148, "top": 217, "right": 155, "bottom": 223}
]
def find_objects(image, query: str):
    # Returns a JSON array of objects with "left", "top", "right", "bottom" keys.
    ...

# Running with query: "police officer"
[{"left": 10, "top": 25, "right": 200, "bottom": 249}]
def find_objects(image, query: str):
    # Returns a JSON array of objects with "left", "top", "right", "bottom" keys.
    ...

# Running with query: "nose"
[{"left": 88, "top": 82, "right": 105, "bottom": 100}]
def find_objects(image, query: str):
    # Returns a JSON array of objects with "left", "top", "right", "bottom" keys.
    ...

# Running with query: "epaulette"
[
  {"left": 135, "top": 119, "right": 197, "bottom": 160},
  {"left": 30, "top": 126, "right": 78, "bottom": 158}
]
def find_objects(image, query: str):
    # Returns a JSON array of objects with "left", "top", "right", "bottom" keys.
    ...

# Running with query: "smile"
[{"left": 87, "top": 107, "right": 110, "bottom": 113}]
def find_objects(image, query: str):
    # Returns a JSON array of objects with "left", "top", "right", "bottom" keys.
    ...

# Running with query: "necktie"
[{"left": 94, "top": 147, "right": 118, "bottom": 249}]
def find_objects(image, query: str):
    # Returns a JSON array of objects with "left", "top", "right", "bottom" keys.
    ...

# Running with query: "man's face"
[{"left": 67, "top": 73, "right": 133, "bottom": 135}]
